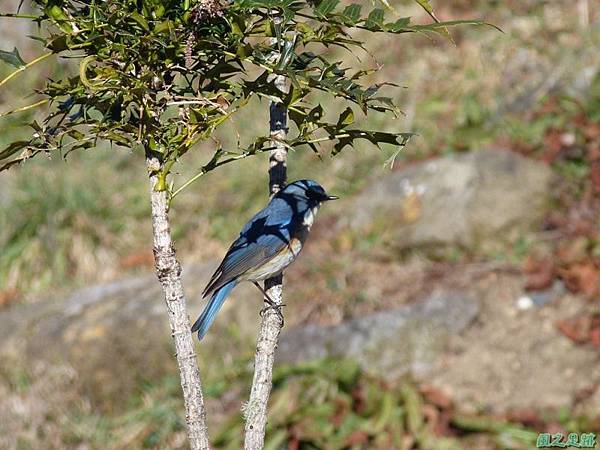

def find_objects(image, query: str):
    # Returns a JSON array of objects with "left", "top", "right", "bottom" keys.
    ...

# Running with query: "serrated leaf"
[
  {"left": 0, "top": 47, "right": 25, "bottom": 68},
  {"left": 408, "top": 19, "right": 496, "bottom": 33},
  {"left": 365, "top": 8, "right": 385, "bottom": 29},
  {"left": 388, "top": 17, "right": 411, "bottom": 32},
  {"left": 340, "top": 4, "right": 361, "bottom": 25},
  {"left": 315, "top": 0, "right": 339, "bottom": 18}
]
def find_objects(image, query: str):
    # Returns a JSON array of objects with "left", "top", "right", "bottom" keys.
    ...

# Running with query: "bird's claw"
[{"left": 260, "top": 301, "right": 286, "bottom": 327}]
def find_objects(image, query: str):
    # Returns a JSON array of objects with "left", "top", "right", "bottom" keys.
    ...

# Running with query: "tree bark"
[
  {"left": 147, "top": 157, "right": 210, "bottom": 450},
  {"left": 243, "top": 72, "right": 288, "bottom": 450}
]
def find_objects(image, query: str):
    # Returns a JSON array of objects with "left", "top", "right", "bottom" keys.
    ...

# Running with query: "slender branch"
[
  {"left": 0, "top": 13, "right": 40, "bottom": 19},
  {"left": 0, "top": 52, "right": 52, "bottom": 89},
  {"left": 146, "top": 156, "right": 210, "bottom": 450},
  {"left": 243, "top": 36, "right": 289, "bottom": 450},
  {"left": 0, "top": 99, "right": 49, "bottom": 118}
]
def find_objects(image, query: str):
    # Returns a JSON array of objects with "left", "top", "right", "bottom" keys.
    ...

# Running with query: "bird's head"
[{"left": 281, "top": 180, "right": 339, "bottom": 205}]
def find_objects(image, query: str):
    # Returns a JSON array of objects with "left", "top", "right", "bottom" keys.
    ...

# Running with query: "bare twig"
[
  {"left": 147, "top": 157, "right": 210, "bottom": 450},
  {"left": 243, "top": 36, "right": 289, "bottom": 450},
  {"left": 0, "top": 99, "right": 49, "bottom": 118}
]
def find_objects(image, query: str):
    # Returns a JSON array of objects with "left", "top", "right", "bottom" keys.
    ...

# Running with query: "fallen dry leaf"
[
  {"left": 542, "top": 128, "right": 564, "bottom": 163},
  {"left": 287, "top": 436, "right": 300, "bottom": 450},
  {"left": 558, "top": 262, "right": 600, "bottom": 296},
  {"left": 584, "top": 122, "right": 600, "bottom": 141},
  {"left": 522, "top": 256, "right": 554, "bottom": 291},
  {"left": 591, "top": 162, "right": 600, "bottom": 192},
  {"left": 589, "top": 314, "right": 600, "bottom": 347},
  {"left": 556, "top": 316, "right": 589, "bottom": 344},
  {"left": 0, "top": 289, "right": 19, "bottom": 309}
]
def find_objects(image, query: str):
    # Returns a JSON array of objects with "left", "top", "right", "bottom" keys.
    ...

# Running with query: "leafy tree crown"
[{"left": 0, "top": 0, "right": 486, "bottom": 194}]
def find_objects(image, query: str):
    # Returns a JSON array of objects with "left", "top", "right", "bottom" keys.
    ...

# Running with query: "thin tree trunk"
[
  {"left": 243, "top": 71, "right": 288, "bottom": 450},
  {"left": 147, "top": 156, "right": 210, "bottom": 450}
]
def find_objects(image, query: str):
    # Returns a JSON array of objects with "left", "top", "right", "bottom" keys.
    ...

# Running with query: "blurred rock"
[
  {"left": 426, "top": 275, "right": 600, "bottom": 416},
  {"left": 348, "top": 149, "right": 553, "bottom": 252},
  {"left": 0, "top": 263, "right": 258, "bottom": 411},
  {"left": 277, "top": 290, "right": 479, "bottom": 379}
]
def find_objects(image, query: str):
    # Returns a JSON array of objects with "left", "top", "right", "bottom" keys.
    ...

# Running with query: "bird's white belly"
[{"left": 244, "top": 238, "right": 303, "bottom": 281}]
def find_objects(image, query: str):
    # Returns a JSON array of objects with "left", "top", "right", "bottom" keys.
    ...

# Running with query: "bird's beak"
[{"left": 325, "top": 194, "right": 339, "bottom": 201}]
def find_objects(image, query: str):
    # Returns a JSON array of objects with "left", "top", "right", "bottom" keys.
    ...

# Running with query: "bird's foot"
[{"left": 260, "top": 300, "right": 286, "bottom": 327}]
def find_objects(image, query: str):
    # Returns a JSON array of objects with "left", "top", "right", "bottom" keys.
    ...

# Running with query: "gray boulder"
[
  {"left": 348, "top": 149, "right": 553, "bottom": 252},
  {"left": 277, "top": 290, "right": 479, "bottom": 379},
  {"left": 425, "top": 275, "right": 600, "bottom": 416},
  {"left": 278, "top": 273, "right": 600, "bottom": 416}
]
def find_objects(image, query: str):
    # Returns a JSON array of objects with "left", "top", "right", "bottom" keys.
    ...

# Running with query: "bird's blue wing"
[
  {"left": 202, "top": 233, "right": 288, "bottom": 297},
  {"left": 202, "top": 198, "right": 296, "bottom": 297}
]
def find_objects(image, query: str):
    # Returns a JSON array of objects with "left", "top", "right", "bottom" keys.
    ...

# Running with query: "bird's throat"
[{"left": 302, "top": 206, "right": 319, "bottom": 228}]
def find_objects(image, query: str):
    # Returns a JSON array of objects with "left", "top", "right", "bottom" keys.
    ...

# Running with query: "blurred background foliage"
[
  {"left": 2, "top": 0, "right": 600, "bottom": 449},
  {"left": 4, "top": 0, "right": 598, "bottom": 299}
]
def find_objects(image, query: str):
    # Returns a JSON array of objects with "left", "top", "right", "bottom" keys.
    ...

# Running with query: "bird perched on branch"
[{"left": 192, "top": 179, "right": 338, "bottom": 340}]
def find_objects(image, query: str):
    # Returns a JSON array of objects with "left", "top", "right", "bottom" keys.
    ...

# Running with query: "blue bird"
[{"left": 192, "top": 179, "right": 338, "bottom": 340}]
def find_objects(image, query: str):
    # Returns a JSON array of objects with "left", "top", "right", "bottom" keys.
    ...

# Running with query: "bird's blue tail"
[{"left": 191, "top": 281, "right": 237, "bottom": 340}]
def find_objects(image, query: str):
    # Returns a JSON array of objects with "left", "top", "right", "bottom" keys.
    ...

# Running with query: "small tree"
[{"left": 0, "top": 0, "right": 486, "bottom": 448}]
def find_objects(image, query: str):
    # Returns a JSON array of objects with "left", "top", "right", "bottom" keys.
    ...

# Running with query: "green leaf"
[
  {"left": 284, "top": 84, "right": 303, "bottom": 106},
  {"left": 388, "top": 17, "right": 411, "bottom": 32},
  {"left": 365, "top": 8, "right": 385, "bottom": 29},
  {"left": 315, "top": 0, "right": 339, "bottom": 18},
  {"left": 0, "top": 47, "right": 25, "bottom": 68},
  {"left": 153, "top": 20, "right": 173, "bottom": 35},
  {"left": 411, "top": 0, "right": 452, "bottom": 39},
  {"left": 337, "top": 107, "right": 354, "bottom": 127},
  {"left": 412, "top": 0, "right": 440, "bottom": 22},
  {"left": 45, "top": 5, "right": 74, "bottom": 33},
  {"left": 408, "top": 19, "right": 497, "bottom": 33},
  {"left": 340, "top": 4, "right": 362, "bottom": 25},
  {"left": 130, "top": 11, "right": 150, "bottom": 31},
  {"left": 0, "top": 140, "right": 29, "bottom": 160}
]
